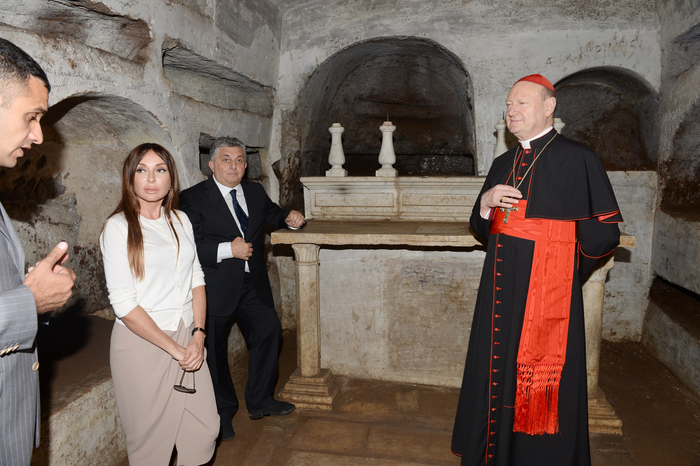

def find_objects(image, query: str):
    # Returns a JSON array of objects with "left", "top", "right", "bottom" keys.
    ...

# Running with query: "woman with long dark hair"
[{"left": 100, "top": 143, "right": 218, "bottom": 465}]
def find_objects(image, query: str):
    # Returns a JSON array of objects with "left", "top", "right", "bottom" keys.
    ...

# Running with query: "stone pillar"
[
  {"left": 293, "top": 243, "right": 321, "bottom": 376},
  {"left": 326, "top": 123, "right": 347, "bottom": 177},
  {"left": 583, "top": 255, "right": 623, "bottom": 434},
  {"left": 278, "top": 243, "right": 340, "bottom": 410},
  {"left": 376, "top": 121, "right": 397, "bottom": 177}
]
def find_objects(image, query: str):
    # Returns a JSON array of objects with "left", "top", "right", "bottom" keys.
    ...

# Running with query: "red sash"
[{"left": 490, "top": 201, "right": 576, "bottom": 435}]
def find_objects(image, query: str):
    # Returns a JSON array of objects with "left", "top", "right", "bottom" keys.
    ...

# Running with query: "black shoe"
[
  {"left": 248, "top": 399, "right": 296, "bottom": 420},
  {"left": 219, "top": 418, "right": 235, "bottom": 441}
]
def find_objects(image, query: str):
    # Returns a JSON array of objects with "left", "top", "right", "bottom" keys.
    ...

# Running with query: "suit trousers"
[{"left": 206, "top": 273, "right": 282, "bottom": 419}]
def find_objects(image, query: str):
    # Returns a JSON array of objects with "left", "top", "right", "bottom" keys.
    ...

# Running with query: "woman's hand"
[
  {"left": 169, "top": 345, "right": 187, "bottom": 362},
  {"left": 180, "top": 331, "right": 205, "bottom": 371}
]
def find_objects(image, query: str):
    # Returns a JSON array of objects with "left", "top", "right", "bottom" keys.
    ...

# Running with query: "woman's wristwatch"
[{"left": 191, "top": 327, "right": 206, "bottom": 337}]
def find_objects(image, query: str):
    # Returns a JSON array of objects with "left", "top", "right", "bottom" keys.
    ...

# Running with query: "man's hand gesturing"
[{"left": 24, "top": 241, "right": 76, "bottom": 313}]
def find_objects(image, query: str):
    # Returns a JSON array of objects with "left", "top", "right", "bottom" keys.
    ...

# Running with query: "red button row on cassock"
[{"left": 487, "top": 239, "right": 506, "bottom": 462}]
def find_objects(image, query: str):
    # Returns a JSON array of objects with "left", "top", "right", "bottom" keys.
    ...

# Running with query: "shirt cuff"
[
  {"left": 111, "top": 298, "right": 139, "bottom": 319},
  {"left": 481, "top": 208, "right": 492, "bottom": 220},
  {"left": 217, "top": 242, "right": 234, "bottom": 263},
  {"left": 192, "top": 274, "right": 206, "bottom": 289}
]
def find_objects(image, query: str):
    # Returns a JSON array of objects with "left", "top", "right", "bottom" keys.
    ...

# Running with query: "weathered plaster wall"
[
  {"left": 266, "top": 0, "right": 661, "bottom": 344},
  {"left": 0, "top": 2, "right": 287, "bottom": 413},
  {"left": 652, "top": 0, "right": 700, "bottom": 295},
  {"left": 653, "top": 209, "right": 700, "bottom": 295},
  {"left": 318, "top": 248, "right": 485, "bottom": 387},
  {"left": 605, "top": 171, "right": 658, "bottom": 341},
  {"left": 0, "top": 0, "right": 282, "bottom": 321},
  {"left": 269, "top": 0, "right": 660, "bottom": 212}
]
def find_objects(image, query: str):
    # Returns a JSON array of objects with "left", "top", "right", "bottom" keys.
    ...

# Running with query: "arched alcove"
[
  {"left": 0, "top": 95, "right": 176, "bottom": 314},
  {"left": 554, "top": 67, "right": 658, "bottom": 171},
  {"left": 291, "top": 36, "right": 474, "bottom": 205},
  {"left": 662, "top": 100, "right": 700, "bottom": 210}
]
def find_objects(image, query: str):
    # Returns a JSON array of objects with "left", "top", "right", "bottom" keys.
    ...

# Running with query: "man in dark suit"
[
  {"left": 0, "top": 37, "right": 76, "bottom": 465},
  {"left": 180, "top": 137, "right": 304, "bottom": 441}
]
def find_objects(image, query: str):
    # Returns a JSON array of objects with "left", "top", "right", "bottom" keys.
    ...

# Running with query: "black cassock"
[{"left": 452, "top": 129, "right": 622, "bottom": 466}]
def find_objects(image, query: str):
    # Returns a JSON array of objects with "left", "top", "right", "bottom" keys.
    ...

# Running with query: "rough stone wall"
[
  {"left": 318, "top": 248, "right": 485, "bottom": 387},
  {"left": 269, "top": 0, "right": 661, "bottom": 341},
  {"left": 1, "top": 0, "right": 695, "bottom": 353},
  {"left": 0, "top": 0, "right": 283, "bottom": 334},
  {"left": 270, "top": 0, "right": 660, "bottom": 208},
  {"left": 605, "top": 172, "right": 658, "bottom": 341},
  {"left": 297, "top": 37, "right": 475, "bottom": 183},
  {"left": 652, "top": 0, "right": 700, "bottom": 295},
  {"left": 555, "top": 69, "right": 658, "bottom": 171}
]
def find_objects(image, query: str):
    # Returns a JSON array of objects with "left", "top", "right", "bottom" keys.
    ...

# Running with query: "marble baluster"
[
  {"left": 494, "top": 119, "right": 508, "bottom": 157},
  {"left": 376, "top": 121, "right": 397, "bottom": 177},
  {"left": 553, "top": 117, "right": 566, "bottom": 134},
  {"left": 326, "top": 123, "right": 347, "bottom": 177}
]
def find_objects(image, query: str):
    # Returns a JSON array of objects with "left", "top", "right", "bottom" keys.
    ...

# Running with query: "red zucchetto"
[{"left": 515, "top": 73, "right": 556, "bottom": 93}]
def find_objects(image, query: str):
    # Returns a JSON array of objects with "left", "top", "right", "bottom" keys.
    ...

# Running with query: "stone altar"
[{"left": 273, "top": 186, "right": 634, "bottom": 436}]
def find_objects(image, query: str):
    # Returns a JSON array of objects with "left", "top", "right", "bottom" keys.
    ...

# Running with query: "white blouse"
[{"left": 100, "top": 209, "right": 206, "bottom": 331}]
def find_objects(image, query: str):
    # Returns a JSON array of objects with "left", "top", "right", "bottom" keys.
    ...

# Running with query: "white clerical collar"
[
  {"left": 212, "top": 174, "right": 242, "bottom": 198},
  {"left": 519, "top": 126, "right": 554, "bottom": 149}
]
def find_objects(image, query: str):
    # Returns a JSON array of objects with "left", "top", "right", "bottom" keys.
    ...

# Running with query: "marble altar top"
[{"left": 271, "top": 220, "right": 636, "bottom": 248}]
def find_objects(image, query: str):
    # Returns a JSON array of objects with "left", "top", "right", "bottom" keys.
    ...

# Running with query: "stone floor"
[{"left": 39, "top": 317, "right": 700, "bottom": 466}]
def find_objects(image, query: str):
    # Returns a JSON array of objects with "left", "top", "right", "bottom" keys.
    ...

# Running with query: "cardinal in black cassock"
[{"left": 452, "top": 74, "right": 622, "bottom": 466}]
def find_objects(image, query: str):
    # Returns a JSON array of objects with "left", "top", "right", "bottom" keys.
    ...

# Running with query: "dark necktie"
[{"left": 230, "top": 189, "right": 248, "bottom": 236}]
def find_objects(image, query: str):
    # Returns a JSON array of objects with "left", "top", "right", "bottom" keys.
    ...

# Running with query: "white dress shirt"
[
  {"left": 519, "top": 126, "right": 554, "bottom": 149},
  {"left": 212, "top": 175, "right": 250, "bottom": 272},
  {"left": 100, "top": 209, "right": 206, "bottom": 330}
]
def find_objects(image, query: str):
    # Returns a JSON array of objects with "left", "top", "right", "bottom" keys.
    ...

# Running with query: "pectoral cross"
[{"left": 499, "top": 206, "right": 518, "bottom": 223}]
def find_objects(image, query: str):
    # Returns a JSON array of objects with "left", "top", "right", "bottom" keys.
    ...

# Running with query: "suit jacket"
[
  {"left": 180, "top": 178, "right": 289, "bottom": 316},
  {"left": 0, "top": 202, "right": 40, "bottom": 465}
]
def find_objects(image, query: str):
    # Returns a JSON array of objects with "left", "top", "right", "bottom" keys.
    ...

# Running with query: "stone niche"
[
  {"left": 554, "top": 66, "right": 658, "bottom": 171},
  {"left": 297, "top": 36, "right": 476, "bottom": 186},
  {"left": 163, "top": 45, "right": 274, "bottom": 117},
  {"left": 0, "top": 95, "right": 178, "bottom": 316},
  {"left": 662, "top": 99, "right": 700, "bottom": 209},
  {"left": 653, "top": 97, "right": 700, "bottom": 296},
  {"left": 651, "top": 26, "right": 700, "bottom": 298},
  {"left": 0, "top": 0, "right": 151, "bottom": 62}
]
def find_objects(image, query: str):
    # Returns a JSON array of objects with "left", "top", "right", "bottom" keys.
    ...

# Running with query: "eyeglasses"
[{"left": 173, "top": 369, "right": 196, "bottom": 394}]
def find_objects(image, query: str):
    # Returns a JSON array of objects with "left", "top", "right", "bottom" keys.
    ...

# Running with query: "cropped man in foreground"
[{"left": 0, "top": 37, "right": 76, "bottom": 466}]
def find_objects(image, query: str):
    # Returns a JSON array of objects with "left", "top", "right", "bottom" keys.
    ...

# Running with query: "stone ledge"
[
  {"left": 32, "top": 367, "right": 126, "bottom": 466},
  {"left": 642, "top": 279, "right": 700, "bottom": 399}
]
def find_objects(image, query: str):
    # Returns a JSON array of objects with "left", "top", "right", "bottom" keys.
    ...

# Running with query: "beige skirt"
[{"left": 110, "top": 319, "right": 219, "bottom": 466}]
